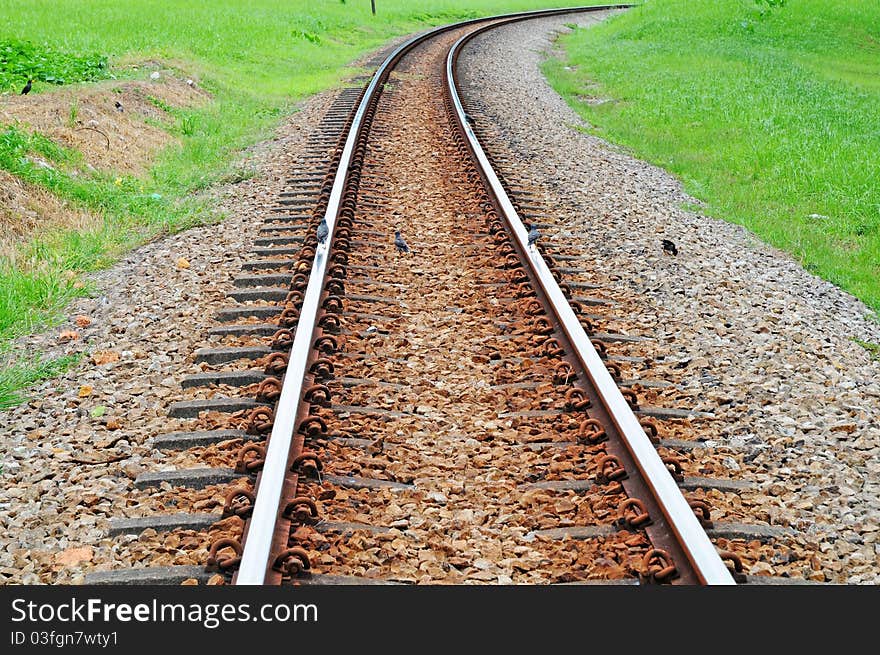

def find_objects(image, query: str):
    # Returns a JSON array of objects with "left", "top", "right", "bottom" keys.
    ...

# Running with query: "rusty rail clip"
[
  {"left": 206, "top": 538, "right": 243, "bottom": 572},
  {"left": 640, "top": 548, "right": 678, "bottom": 584}
]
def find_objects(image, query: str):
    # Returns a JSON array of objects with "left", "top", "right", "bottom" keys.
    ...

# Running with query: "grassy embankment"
[
  {"left": 0, "top": 0, "right": 598, "bottom": 408},
  {"left": 544, "top": 0, "right": 880, "bottom": 322}
]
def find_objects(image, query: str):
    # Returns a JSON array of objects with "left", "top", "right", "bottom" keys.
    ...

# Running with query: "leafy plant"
[
  {"left": 292, "top": 30, "right": 321, "bottom": 44},
  {"left": 756, "top": 0, "right": 786, "bottom": 8},
  {"left": 146, "top": 95, "right": 173, "bottom": 113},
  {"left": 747, "top": 0, "right": 787, "bottom": 19},
  {"left": 180, "top": 114, "right": 197, "bottom": 136},
  {"left": 0, "top": 39, "right": 108, "bottom": 92}
]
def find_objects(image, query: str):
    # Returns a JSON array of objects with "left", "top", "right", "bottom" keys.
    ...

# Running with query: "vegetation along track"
[{"left": 85, "top": 6, "right": 804, "bottom": 586}]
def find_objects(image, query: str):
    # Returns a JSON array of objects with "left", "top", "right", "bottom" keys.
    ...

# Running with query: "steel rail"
[
  {"left": 235, "top": 12, "right": 474, "bottom": 586},
  {"left": 234, "top": 23, "right": 410, "bottom": 585},
  {"left": 445, "top": 16, "right": 735, "bottom": 584},
  {"left": 234, "top": 4, "right": 653, "bottom": 586}
]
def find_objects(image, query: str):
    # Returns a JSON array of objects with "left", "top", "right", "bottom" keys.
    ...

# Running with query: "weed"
[
  {"left": 853, "top": 339, "right": 880, "bottom": 361},
  {"left": 180, "top": 114, "right": 197, "bottom": 136},
  {"left": 66, "top": 100, "right": 79, "bottom": 127},
  {"left": 0, "top": 39, "right": 108, "bottom": 92},
  {"left": 0, "top": 352, "right": 82, "bottom": 410},
  {"left": 146, "top": 95, "right": 173, "bottom": 113},
  {"left": 293, "top": 30, "right": 321, "bottom": 44}
]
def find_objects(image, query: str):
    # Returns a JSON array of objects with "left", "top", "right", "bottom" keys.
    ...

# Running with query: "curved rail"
[
  {"left": 235, "top": 10, "right": 491, "bottom": 585},
  {"left": 235, "top": 3, "right": 735, "bottom": 586},
  {"left": 445, "top": 18, "right": 735, "bottom": 584}
]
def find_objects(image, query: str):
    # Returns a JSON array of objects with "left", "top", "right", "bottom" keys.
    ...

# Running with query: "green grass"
[
  {"left": 0, "top": 123, "right": 208, "bottom": 368},
  {"left": 0, "top": 38, "right": 108, "bottom": 91},
  {"left": 853, "top": 339, "right": 880, "bottom": 361},
  {"left": 0, "top": 1, "right": 600, "bottom": 407},
  {"left": 543, "top": 0, "right": 880, "bottom": 312},
  {"left": 0, "top": 353, "right": 82, "bottom": 410}
]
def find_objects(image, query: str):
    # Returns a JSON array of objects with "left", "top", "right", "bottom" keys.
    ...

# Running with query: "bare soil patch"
[
  {"left": 0, "top": 67, "right": 210, "bottom": 177},
  {"left": 0, "top": 170, "right": 100, "bottom": 261}
]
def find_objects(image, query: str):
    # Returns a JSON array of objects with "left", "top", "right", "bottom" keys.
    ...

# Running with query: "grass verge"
[
  {"left": 543, "top": 0, "right": 880, "bottom": 312},
  {"left": 0, "top": 124, "right": 207, "bottom": 339}
]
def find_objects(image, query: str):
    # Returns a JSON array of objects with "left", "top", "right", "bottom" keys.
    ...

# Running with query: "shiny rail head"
[
  {"left": 444, "top": 13, "right": 735, "bottom": 586},
  {"left": 235, "top": 3, "right": 644, "bottom": 587}
]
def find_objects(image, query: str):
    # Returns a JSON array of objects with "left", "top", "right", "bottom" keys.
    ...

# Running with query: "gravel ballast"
[
  {"left": 0, "top": 10, "right": 877, "bottom": 585},
  {"left": 458, "top": 11, "right": 880, "bottom": 584}
]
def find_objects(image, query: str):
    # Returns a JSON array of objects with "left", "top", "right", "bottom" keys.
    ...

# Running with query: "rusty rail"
[
  {"left": 233, "top": 3, "right": 733, "bottom": 586},
  {"left": 445, "top": 17, "right": 735, "bottom": 584}
]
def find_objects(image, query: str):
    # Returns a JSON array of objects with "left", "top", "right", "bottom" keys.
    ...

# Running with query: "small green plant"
[
  {"left": 742, "top": 0, "right": 787, "bottom": 21},
  {"left": 292, "top": 30, "right": 321, "bottom": 44},
  {"left": 180, "top": 114, "right": 197, "bottom": 136},
  {"left": 146, "top": 95, "right": 173, "bottom": 113},
  {"left": 67, "top": 100, "right": 79, "bottom": 127},
  {"left": 755, "top": 0, "right": 787, "bottom": 9},
  {"left": 853, "top": 339, "right": 880, "bottom": 360}
]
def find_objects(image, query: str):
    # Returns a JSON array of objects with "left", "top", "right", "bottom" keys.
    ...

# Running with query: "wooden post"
[{"left": 371, "top": 0, "right": 376, "bottom": 15}]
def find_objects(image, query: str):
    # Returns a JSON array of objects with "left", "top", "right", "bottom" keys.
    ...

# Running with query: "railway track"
[{"left": 84, "top": 6, "right": 803, "bottom": 586}]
